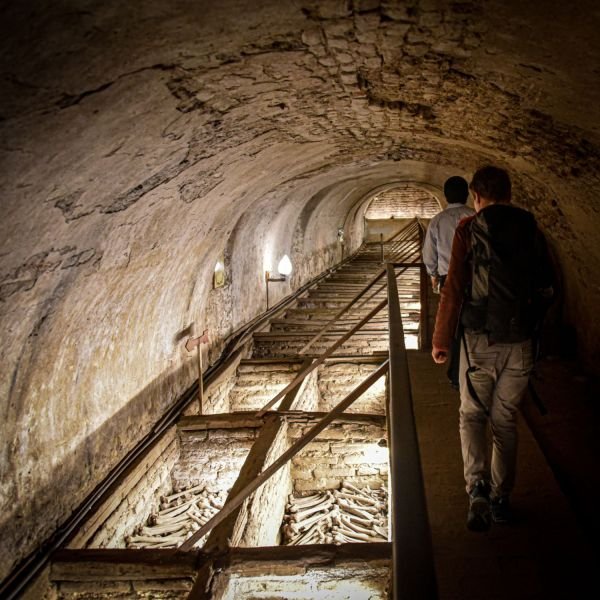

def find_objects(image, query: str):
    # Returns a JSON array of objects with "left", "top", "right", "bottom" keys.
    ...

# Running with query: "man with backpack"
[{"left": 431, "top": 165, "right": 554, "bottom": 532}]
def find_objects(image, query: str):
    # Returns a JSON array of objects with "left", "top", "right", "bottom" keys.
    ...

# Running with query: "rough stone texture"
[
  {"left": 229, "top": 361, "right": 306, "bottom": 411},
  {"left": 1, "top": 0, "right": 599, "bottom": 579},
  {"left": 202, "top": 370, "right": 237, "bottom": 415},
  {"left": 318, "top": 362, "right": 387, "bottom": 414},
  {"left": 214, "top": 563, "right": 391, "bottom": 600},
  {"left": 365, "top": 184, "right": 441, "bottom": 218},
  {"left": 170, "top": 428, "right": 257, "bottom": 492},
  {"left": 56, "top": 581, "right": 192, "bottom": 600},
  {"left": 252, "top": 332, "right": 391, "bottom": 358},
  {"left": 289, "top": 421, "right": 389, "bottom": 493}
]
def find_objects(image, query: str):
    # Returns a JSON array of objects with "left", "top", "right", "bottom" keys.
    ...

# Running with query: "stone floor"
[{"left": 408, "top": 350, "right": 600, "bottom": 600}]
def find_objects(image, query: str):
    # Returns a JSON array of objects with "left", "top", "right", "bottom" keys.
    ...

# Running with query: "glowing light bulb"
[{"left": 278, "top": 254, "right": 292, "bottom": 276}]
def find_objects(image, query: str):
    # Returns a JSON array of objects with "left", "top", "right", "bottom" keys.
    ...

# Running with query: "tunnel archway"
[{"left": 1, "top": 0, "right": 599, "bottom": 587}]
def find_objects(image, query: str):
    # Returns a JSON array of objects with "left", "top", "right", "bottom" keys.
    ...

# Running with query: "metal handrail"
[{"left": 386, "top": 263, "right": 437, "bottom": 599}]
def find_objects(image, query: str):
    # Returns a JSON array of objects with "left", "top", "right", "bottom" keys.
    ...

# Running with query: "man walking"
[
  {"left": 432, "top": 166, "right": 553, "bottom": 531},
  {"left": 423, "top": 176, "right": 474, "bottom": 293}
]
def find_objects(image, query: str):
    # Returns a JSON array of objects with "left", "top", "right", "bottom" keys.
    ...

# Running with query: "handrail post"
[
  {"left": 417, "top": 224, "right": 430, "bottom": 350},
  {"left": 386, "top": 263, "right": 437, "bottom": 600},
  {"left": 380, "top": 233, "right": 384, "bottom": 263}
]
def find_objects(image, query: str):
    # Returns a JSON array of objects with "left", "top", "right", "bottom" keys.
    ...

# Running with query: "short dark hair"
[
  {"left": 443, "top": 176, "right": 469, "bottom": 204},
  {"left": 470, "top": 166, "right": 511, "bottom": 202}
]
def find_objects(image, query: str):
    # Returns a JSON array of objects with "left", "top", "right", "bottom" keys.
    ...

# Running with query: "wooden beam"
[
  {"left": 50, "top": 548, "right": 200, "bottom": 581},
  {"left": 178, "top": 413, "right": 265, "bottom": 431},
  {"left": 225, "top": 542, "right": 392, "bottom": 569}
]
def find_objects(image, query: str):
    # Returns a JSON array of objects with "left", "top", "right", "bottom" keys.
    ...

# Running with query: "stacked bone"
[
  {"left": 125, "top": 484, "right": 226, "bottom": 549},
  {"left": 282, "top": 481, "right": 388, "bottom": 545}
]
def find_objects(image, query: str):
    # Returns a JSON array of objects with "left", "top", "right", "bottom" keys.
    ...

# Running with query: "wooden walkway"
[{"left": 409, "top": 350, "right": 599, "bottom": 600}]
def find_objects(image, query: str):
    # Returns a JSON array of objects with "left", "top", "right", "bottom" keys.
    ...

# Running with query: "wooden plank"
[
  {"left": 385, "top": 264, "right": 437, "bottom": 600},
  {"left": 50, "top": 549, "right": 200, "bottom": 581},
  {"left": 225, "top": 542, "right": 392, "bottom": 570},
  {"left": 280, "top": 411, "right": 386, "bottom": 426},
  {"left": 239, "top": 357, "right": 306, "bottom": 364},
  {"left": 178, "top": 413, "right": 264, "bottom": 431},
  {"left": 279, "top": 358, "right": 313, "bottom": 411}
]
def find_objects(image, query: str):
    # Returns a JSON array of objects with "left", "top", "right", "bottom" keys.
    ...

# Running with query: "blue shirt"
[{"left": 423, "top": 203, "right": 475, "bottom": 277}]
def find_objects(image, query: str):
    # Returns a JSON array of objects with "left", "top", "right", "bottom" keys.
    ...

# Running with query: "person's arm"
[{"left": 431, "top": 219, "right": 471, "bottom": 363}]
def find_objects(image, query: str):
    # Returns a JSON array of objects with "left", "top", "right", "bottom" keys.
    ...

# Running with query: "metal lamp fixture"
[
  {"left": 213, "top": 260, "right": 225, "bottom": 288},
  {"left": 266, "top": 254, "right": 293, "bottom": 309}
]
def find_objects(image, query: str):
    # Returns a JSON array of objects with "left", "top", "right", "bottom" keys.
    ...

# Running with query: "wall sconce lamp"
[
  {"left": 214, "top": 260, "right": 225, "bottom": 289},
  {"left": 265, "top": 254, "right": 293, "bottom": 309}
]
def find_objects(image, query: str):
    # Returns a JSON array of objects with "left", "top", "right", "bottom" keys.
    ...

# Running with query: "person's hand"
[
  {"left": 430, "top": 276, "right": 440, "bottom": 294},
  {"left": 432, "top": 347, "right": 447, "bottom": 364}
]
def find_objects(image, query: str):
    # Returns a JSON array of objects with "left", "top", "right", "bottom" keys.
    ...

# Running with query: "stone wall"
[
  {"left": 214, "top": 563, "right": 391, "bottom": 600},
  {"left": 318, "top": 362, "right": 387, "bottom": 414},
  {"left": 1, "top": 0, "right": 599, "bottom": 579},
  {"left": 87, "top": 435, "right": 179, "bottom": 549},
  {"left": 290, "top": 421, "right": 388, "bottom": 493},
  {"left": 171, "top": 428, "right": 257, "bottom": 493},
  {"left": 365, "top": 185, "right": 441, "bottom": 219},
  {"left": 229, "top": 361, "right": 304, "bottom": 412},
  {"left": 252, "top": 333, "right": 390, "bottom": 358}
]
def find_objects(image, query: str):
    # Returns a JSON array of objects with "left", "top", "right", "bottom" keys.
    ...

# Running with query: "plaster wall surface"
[{"left": 1, "top": 0, "right": 599, "bottom": 580}]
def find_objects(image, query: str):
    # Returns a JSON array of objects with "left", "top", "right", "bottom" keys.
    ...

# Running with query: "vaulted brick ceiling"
[{"left": 0, "top": 0, "right": 598, "bottom": 581}]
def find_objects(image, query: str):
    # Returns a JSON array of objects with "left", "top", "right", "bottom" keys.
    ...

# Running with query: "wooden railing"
[{"left": 385, "top": 263, "right": 438, "bottom": 600}]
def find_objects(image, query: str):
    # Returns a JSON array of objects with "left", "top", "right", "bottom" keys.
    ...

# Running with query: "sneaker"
[
  {"left": 491, "top": 496, "right": 511, "bottom": 524},
  {"left": 467, "top": 480, "right": 491, "bottom": 532}
]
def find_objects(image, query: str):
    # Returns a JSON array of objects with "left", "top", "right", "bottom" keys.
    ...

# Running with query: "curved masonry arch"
[{"left": 0, "top": 0, "right": 599, "bottom": 580}]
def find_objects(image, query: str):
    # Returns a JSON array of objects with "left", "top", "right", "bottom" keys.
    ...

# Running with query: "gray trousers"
[{"left": 459, "top": 331, "right": 533, "bottom": 498}]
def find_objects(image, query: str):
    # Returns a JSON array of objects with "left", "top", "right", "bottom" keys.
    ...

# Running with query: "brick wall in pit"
[
  {"left": 213, "top": 564, "right": 391, "bottom": 600},
  {"left": 171, "top": 427, "right": 258, "bottom": 493},
  {"left": 365, "top": 186, "right": 441, "bottom": 220},
  {"left": 252, "top": 334, "right": 389, "bottom": 359},
  {"left": 229, "top": 361, "right": 319, "bottom": 413},
  {"left": 318, "top": 362, "right": 386, "bottom": 414},
  {"left": 289, "top": 421, "right": 388, "bottom": 494}
]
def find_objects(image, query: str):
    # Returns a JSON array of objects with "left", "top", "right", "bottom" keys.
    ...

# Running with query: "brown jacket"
[{"left": 432, "top": 215, "right": 474, "bottom": 352}]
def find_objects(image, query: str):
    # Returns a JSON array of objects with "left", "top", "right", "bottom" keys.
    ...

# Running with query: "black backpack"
[{"left": 460, "top": 204, "right": 545, "bottom": 343}]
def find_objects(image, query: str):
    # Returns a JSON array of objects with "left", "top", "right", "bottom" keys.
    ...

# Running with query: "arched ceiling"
[{"left": 0, "top": 0, "right": 599, "bottom": 582}]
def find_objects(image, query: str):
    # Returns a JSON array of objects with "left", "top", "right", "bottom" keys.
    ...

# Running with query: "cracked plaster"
[{"left": 0, "top": 0, "right": 599, "bottom": 581}]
